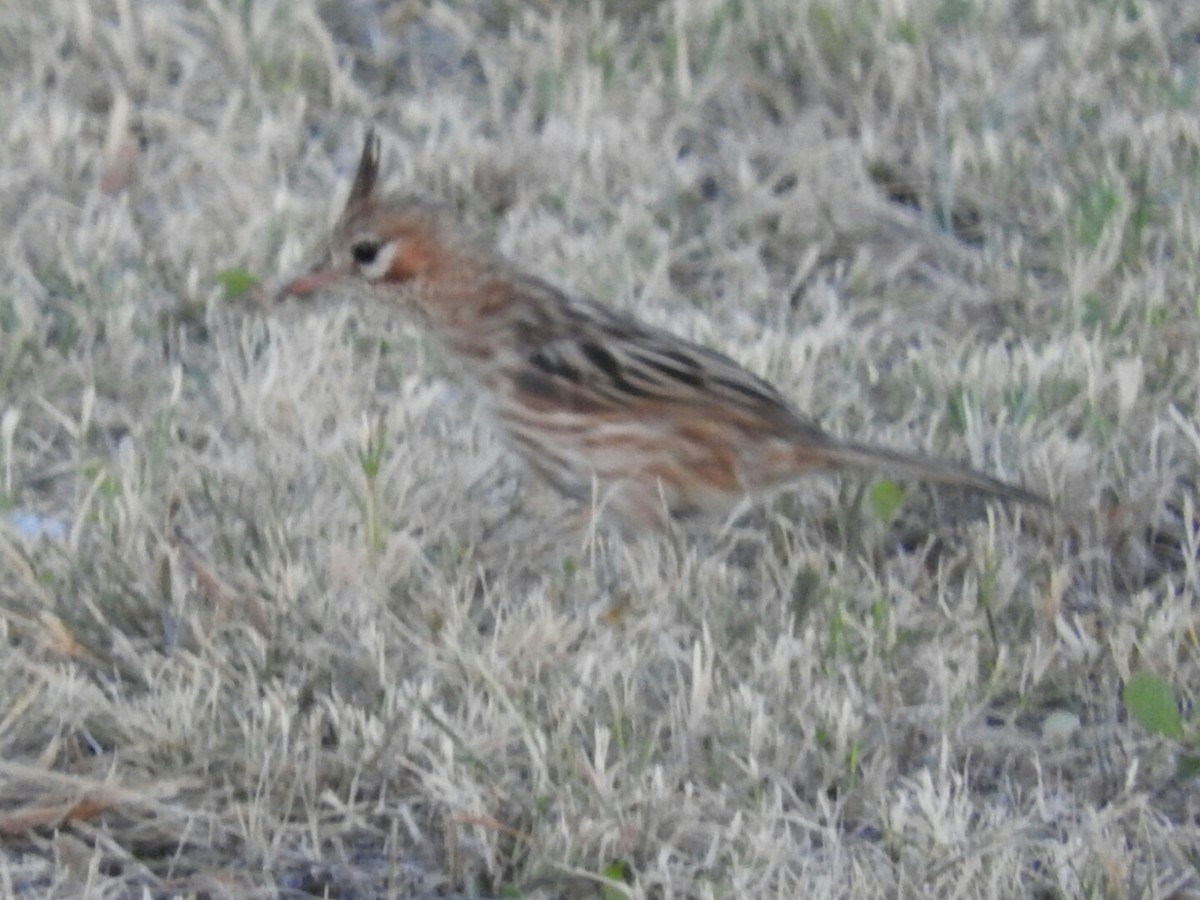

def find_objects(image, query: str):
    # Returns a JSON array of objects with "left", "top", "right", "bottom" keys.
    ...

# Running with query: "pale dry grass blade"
[{"left": 1, "top": 0, "right": 1198, "bottom": 897}]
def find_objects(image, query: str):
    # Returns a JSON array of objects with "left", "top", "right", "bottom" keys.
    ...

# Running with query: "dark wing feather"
[{"left": 506, "top": 275, "right": 828, "bottom": 442}]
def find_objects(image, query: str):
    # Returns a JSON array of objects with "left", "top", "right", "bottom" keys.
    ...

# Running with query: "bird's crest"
[{"left": 346, "top": 128, "right": 381, "bottom": 210}]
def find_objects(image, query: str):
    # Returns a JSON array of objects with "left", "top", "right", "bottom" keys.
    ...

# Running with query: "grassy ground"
[{"left": 2, "top": 0, "right": 1199, "bottom": 896}]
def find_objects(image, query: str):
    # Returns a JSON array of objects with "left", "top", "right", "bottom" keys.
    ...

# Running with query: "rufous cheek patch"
[{"left": 390, "top": 237, "right": 434, "bottom": 281}]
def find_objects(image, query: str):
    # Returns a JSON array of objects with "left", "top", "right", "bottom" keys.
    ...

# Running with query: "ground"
[{"left": 1, "top": 0, "right": 1199, "bottom": 897}]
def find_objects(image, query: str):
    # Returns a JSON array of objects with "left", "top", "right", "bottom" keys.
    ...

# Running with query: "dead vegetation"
[{"left": 2, "top": 0, "right": 1199, "bottom": 896}]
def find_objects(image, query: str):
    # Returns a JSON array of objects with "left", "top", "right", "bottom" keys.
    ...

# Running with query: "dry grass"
[{"left": 2, "top": 0, "right": 1200, "bottom": 896}]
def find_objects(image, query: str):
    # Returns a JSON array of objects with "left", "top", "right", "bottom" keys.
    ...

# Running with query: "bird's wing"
[{"left": 504, "top": 278, "right": 829, "bottom": 443}]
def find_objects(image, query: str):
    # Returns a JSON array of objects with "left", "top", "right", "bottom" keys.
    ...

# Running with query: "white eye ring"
[{"left": 352, "top": 240, "right": 395, "bottom": 281}]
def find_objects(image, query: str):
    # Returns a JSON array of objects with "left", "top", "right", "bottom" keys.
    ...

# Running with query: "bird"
[{"left": 275, "top": 129, "right": 1047, "bottom": 530}]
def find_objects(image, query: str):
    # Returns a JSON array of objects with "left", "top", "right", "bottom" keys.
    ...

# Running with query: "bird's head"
[{"left": 276, "top": 130, "right": 464, "bottom": 301}]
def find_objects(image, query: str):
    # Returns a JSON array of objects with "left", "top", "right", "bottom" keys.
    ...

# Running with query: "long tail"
[{"left": 821, "top": 438, "right": 1049, "bottom": 507}]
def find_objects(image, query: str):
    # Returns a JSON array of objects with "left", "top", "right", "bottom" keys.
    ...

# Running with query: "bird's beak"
[{"left": 273, "top": 255, "right": 351, "bottom": 302}]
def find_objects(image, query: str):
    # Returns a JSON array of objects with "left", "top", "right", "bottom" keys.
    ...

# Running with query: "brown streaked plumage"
[{"left": 277, "top": 129, "right": 1047, "bottom": 529}]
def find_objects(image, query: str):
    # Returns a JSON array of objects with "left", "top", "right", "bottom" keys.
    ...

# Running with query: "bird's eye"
[{"left": 352, "top": 239, "right": 383, "bottom": 265}]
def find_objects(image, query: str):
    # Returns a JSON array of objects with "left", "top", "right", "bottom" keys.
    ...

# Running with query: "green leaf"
[
  {"left": 867, "top": 479, "right": 906, "bottom": 524},
  {"left": 1176, "top": 755, "right": 1200, "bottom": 781},
  {"left": 600, "top": 860, "right": 631, "bottom": 899},
  {"left": 213, "top": 268, "right": 260, "bottom": 300},
  {"left": 1123, "top": 672, "right": 1184, "bottom": 740}
]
